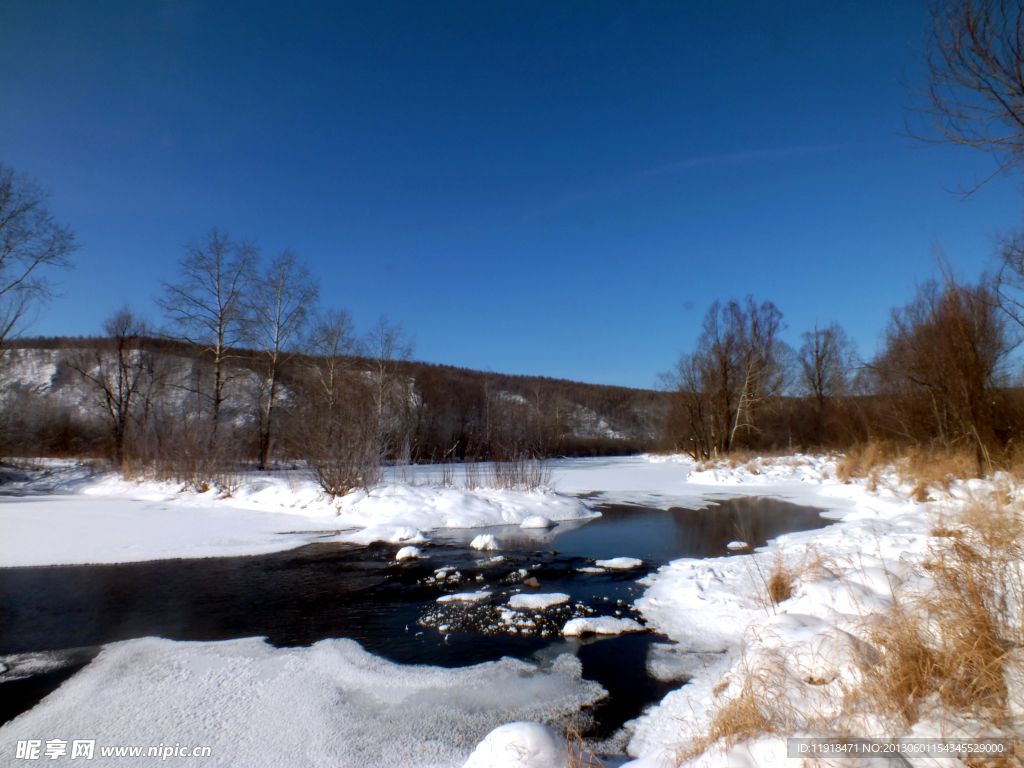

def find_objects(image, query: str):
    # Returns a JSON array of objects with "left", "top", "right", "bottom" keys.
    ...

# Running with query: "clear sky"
[{"left": 3, "top": 1, "right": 1023, "bottom": 389}]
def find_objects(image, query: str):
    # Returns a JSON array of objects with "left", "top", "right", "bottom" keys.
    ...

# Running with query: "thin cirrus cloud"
[{"left": 533, "top": 142, "right": 858, "bottom": 217}]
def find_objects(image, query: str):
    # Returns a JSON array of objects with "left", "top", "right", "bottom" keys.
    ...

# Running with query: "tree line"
[
  {"left": 661, "top": 266, "right": 1024, "bottom": 468},
  {"left": 0, "top": 212, "right": 664, "bottom": 492}
]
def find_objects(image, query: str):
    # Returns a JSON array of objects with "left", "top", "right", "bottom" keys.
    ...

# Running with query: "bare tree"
[
  {"left": 159, "top": 229, "right": 258, "bottom": 435},
  {"left": 871, "top": 276, "right": 1012, "bottom": 461},
  {"left": 910, "top": 0, "right": 1024, "bottom": 190},
  {"left": 664, "top": 297, "right": 790, "bottom": 458},
  {"left": 364, "top": 315, "right": 415, "bottom": 461},
  {"left": 249, "top": 250, "right": 319, "bottom": 469},
  {"left": 68, "top": 307, "right": 159, "bottom": 467},
  {"left": 303, "top": 310, "right": 380, "bottom": 496},
  {"left": 0, "top": 163, "right": 78, "bottom": 347},
  {"left": 726, "top": 297, "right": 789, "bottom": 446},
  {"left": 798, "top": 322, "right": 856, "bottom": 410},
  {"left": 306, "top": 309, "right": 360, "bottom": 404}
]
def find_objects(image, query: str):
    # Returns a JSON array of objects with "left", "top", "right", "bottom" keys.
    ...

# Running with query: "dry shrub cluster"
[
  {"left": 124, "top": 420, "right": 241, "bottom": 495},
  {"left": 679, "top": 495, "right": 1024, "bottom": 765},
  {"left": 834, "top": 441, "right": 983, "bottom": 495},
  {"left": 488, "top": 455, "right": 552, "bottom": 491}
]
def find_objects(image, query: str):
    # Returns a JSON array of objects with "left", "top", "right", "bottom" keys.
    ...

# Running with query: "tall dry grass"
[
  {"left": 458, "top": 455, "right": 552, "bottom": 492},
  {"left": 833, "top": 441, "right": 985, "bottom": 499}
]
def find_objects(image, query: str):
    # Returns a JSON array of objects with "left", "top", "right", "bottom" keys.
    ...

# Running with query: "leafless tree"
[
  {"left": 0, "top": 163, "right": 77, "bottom": 347},
  {"left": 68, "top": 307, "right": 160, "bottom": 467},
  {"left": 910, "top": 0, "right": 1024, "bottom": 191},
  {"left": 159, "top": 229, "right": 258, "bottom": 434},
  {"left": 726, "top": 297, "right": 789, "bottom": 446},
  {"left": 665, "top": 298, "right": 790, "bottom": 458},
  {"left": 303, "top": 310, "right": 380, "bottom": 496},
  {"left": 249, "top": 250, "right": 319, "bottom": 469},
  {"left": 306, "top": 309, "right": 361, "bottom": 403},
  {"left": 798, "top": 322, "right": 856, "bottom": 410},
  {"left": 364, "top": 315, "right": 415, "bottom": 461},
  {"left": 871, "top": 276, "right": 1012, "bottom": 461}
]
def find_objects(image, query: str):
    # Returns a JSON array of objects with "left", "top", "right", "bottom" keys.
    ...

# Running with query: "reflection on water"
[{"left": 552, "top": 497, "right": 829, "bottom": 562}]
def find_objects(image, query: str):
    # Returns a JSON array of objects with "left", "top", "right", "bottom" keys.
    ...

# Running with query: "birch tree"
[
  {"left": 250, "top": 250, "right": 318, "bottom": 469},
  {"left": 159, "top": 229, "right": 257, "bottom": 435}
]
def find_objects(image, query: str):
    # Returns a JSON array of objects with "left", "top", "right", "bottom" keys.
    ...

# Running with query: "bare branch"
[{"left": 0, "top": 163, "right": 78, "bottom": 346}]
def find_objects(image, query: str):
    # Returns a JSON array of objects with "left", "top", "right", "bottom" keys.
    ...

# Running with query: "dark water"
[{"left": 0, "top": 496, "right": 830, "bottom": 739}]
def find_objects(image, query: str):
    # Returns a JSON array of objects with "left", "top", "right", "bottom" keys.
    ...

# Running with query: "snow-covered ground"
[
  {"left": 0, "top": 461, "right": 600, "bottom": 567},
  {"left": 0, "top": 454, "right": 1004, "bottom": 767}
]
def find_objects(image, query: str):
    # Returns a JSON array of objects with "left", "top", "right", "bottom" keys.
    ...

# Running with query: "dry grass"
[
  {"left": 677, "top": 495, "right": 1024, "bottom": 765},
  {"left": 766, "top": 560, "right": 794, "bottom": 605},
  {"left": 674, "top": 652, "right": 817, "bottom": 763},
  {"left": 749, "top": 549, "right": 837, "bottom": 614},
  {"left": 747, "top": 554, "right": 794, "bottom": 614},
  {"left": 859, "top": 500, "right": 1024, "bottom": 729},
  {"left": 489, "top": 456, "right": 552, "bottom": 491},
  {"left": 563, "top": 725, "right": 604, "bottom": 768},
  {"left": 911, "top": 479, "right": 933, "bottom": 503},
  {"left": 834, "top": 441, "right": 986, "bottom": 501},
  {"left": 835, "top": 441, "right": 892, "bottom": 483}
]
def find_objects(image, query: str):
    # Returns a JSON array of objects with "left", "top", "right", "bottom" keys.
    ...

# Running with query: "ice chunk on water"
[
  {"left": 437, "top": 591, "right": 491, "bottom": 603},
  {"left": 520, "top": 515, "right": 554, "bottom": 529},
  {"left": 594, "top": 557, "right": 643, "bottom": 569},
  {"left": 563, "top": 617, "right": 645, "bottom": 636},
  {"left": 509, "top": 593, "right": 570, "bottom": 610},
  {"left": 470, "top": 534, "right": 502, "bottom": 551},
  {"left": 395, "top": 546, "right": 424, "bottom": 561},
  {"left": 0, "top": 636, "right": 606, "bottom": 768}
]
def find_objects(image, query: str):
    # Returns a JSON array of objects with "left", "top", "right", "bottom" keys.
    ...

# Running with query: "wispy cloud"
[
  {"left": 638, "top": 142, "right": 856, "bottom": 179},
  {"left": 532, "top": 142, "right": 857, "bottom": 217}
]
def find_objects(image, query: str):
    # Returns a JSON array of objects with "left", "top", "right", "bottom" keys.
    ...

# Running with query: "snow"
[
  {"left": 470, "top": 534, "right": 502, "bottom": 550},
  {"left": 5, "top": 452, "right": 1012, "bottom": 768},
  {"left": 339, "top": 485, "right": 596, "bottom": 543},
  {"left": 0, "top": 493, "right": 344, "bottom": 567},
  {"left": 726, "top": 540, "right": 748, "bottom": 550},
  {"left": 508, "top": 593, "right": 570, "bottom": 610},
  {"left": 0, "top": 463, "right": 596, "bottom": 567},
  {"left": 563, "top": 617, "right": 645, "bottom": 636},
  {"left": 437, "top": 591, "right": 491, "bottom": 603},
  {"left": 594, "top": 557, "right": 643, "bottom": 569},
  {"left": 395, "top": 546, "right": 424, "bottom": 561},
  {"left": 462, "top": 722, "right": 576, "bottom": 768},
  {"left": 389, "top": 526, "right": 430, "bottom": 544},
  {"left": 0, "top": 637, "right": 606, "bottom": 768},
  {"left": 520, "top": 515, "right": 555, "bottom": 529}
]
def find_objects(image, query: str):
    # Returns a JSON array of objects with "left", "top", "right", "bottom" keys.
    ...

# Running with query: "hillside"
[{"left": 0, "top": 338, "right": 669, "bottom": 461}]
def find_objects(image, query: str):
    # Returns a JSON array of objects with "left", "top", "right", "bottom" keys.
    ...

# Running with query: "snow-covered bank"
[
  {"left": 616, "top": 454, "right": 1018, "bottom": 768},
  {"left": 0, "top": 462, "right": 596, "bottom": 567},
  {"left": 0, "top": 636, "right": 605, "bottom": 768}
]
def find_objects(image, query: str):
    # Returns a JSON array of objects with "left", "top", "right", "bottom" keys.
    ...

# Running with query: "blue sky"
[{"left": 3, "top": 0, "right": 1023, "bottom": 388}]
